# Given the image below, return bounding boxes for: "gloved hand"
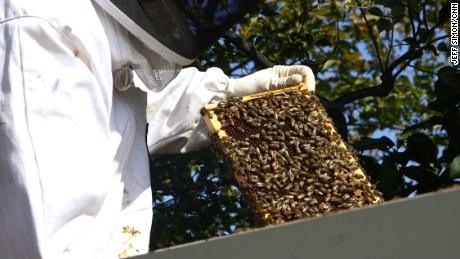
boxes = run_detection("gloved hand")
[225,65,315,97]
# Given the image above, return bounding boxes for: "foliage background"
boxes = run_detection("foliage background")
[149,0,459,250]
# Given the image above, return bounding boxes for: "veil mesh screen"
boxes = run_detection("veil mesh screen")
[110,0,258,60]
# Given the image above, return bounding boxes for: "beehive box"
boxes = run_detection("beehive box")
[201,84,383,226]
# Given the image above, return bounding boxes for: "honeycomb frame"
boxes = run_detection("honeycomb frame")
[201,84,383,226]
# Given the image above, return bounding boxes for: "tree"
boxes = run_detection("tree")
[149,0,458,250]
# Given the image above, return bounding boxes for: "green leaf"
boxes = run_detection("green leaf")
[325,108,348,142]
[406,133,438,165]
[409,8,421,23]
[445,117,460,153]
[411,49,423,60]
[437,42,448,52]
[405,133,433,152]
[391,5,406,18]
[438,4,449,26]
[378,156,402,194]
[432,72,460,111]
[419,29,435,43]
[449,155,460,178]
[322,59,338,71]
[402,116,444,133]
[423,44,437,56]
[315,36,330,46]
[368,7,383,17]
[352,136,395,151]
[374,0,394,8]
[392,150,411,166]
[401,166,439,184]
[377,18,393,33]
[438,66,460,90]
[253,36,263,46]
[261,9,279,17]
[357,155,380,183]
[304,33,315,45]
[433,76,455,101]
[407,0,419,9]
[428,98,445,113]
[403,37,415,45]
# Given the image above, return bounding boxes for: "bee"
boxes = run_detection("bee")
[269,143,280,149]
[249,133,260,140]
[249,109,258,117]
[314,189,324,196]
[299,181,305,188]
[249,176,259,183]
[258,128,267,136]
[263,135,273,142]
[240,141,250,147]
[373,189,382,197]
[261,164,270,171]
[308,199,318,206]
[341,203,353,209]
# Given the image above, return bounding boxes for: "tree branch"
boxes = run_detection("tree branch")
[223,31,275,68]
[385,25,395,69]
[394,59,413,78]
[429,34,449,44]
[332,77,395,108]
[330,46,416,108]
[356,0,385,73]
[386,46,416,72]
[407,64,437,76]
[407,4,417,40]
[421,2,429,30]
[320,18,341,72]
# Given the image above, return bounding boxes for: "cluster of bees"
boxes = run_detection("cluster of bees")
[206,89,383,226]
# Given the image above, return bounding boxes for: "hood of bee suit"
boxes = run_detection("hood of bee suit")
[94,0,259,91]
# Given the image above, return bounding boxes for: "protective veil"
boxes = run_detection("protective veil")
[93,0,259,92]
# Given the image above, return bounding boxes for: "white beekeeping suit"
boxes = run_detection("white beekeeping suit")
[0,0,315,258]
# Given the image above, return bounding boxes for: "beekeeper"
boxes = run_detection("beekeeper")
[0,0,315,258]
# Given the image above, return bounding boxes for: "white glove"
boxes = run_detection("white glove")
[226,65,315,97]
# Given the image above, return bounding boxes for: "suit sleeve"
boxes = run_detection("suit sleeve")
[146,67,229,154]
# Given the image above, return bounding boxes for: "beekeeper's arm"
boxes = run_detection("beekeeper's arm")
[147,65,315,154]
